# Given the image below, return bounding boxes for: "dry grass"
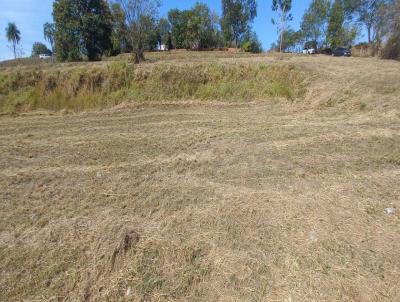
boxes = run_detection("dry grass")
[0,59,305,113]
[0,52,400,301]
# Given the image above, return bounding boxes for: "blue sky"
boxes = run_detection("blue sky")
[0,0,367,61]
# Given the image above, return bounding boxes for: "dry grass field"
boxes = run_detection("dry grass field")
[1,53,400,301]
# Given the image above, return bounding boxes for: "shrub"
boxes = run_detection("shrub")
[352,43,375,57]
[241,31,263,54]
[381,34,400,60]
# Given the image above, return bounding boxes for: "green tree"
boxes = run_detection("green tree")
[327,0,345,49]
[116,0,160,63]
[300,0,330,50]
[31,42,52,57]
[168,9,190,49]
[272,0,293,53]
[241,30,263,53]
[168,3,221,50]
[53,0,112,61]
[110,2,131,55]
[53,0,80,61]
[279,28,303,52]
[80,1,112,60]
[327,0,357,49]
[188,3,221,50]
[5,22,21,59]
[43,22,56,52]
[221,0,257,47]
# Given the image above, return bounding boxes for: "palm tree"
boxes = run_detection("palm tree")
[6,22,21,59]
[43,22,56,52]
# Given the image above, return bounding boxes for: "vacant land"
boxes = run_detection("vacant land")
[0,53,400,301]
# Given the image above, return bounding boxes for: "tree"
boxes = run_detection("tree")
[279,28,303,52]
[116,0,160,63]
[110,2,131,55]
[379,0,400,59]
[80,0,113,60]
[327,0,357,49]
[53,0,113,61]
[221,0,257,47]
[5,22,21,59]
[168,3,221,50]
[186,3,221,50]
[355,0,385,43]
[53,0,81,61]
[43,22,56,52]
[300,0,330,50]
[168,9,190,49]
[272,0,293,53]
[327,0,344,49]
[241,30,263,53]
[31,42,52,57]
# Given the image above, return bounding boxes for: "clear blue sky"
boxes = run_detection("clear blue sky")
[0,0,367,61]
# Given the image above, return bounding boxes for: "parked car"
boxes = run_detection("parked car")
[302,48,316,55]
[39,54,52,59]
[332,48,351,57]
[308,48,316,55]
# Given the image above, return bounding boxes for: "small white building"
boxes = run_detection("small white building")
[157,44,168,51]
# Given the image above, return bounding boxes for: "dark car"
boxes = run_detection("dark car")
[332,47,351,57]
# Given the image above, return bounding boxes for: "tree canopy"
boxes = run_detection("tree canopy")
[43,23,56,52]
[327,0,357,49]
[28,0,399,62]
[116,0,160,62]
[300,0,330,50]
[31,42,52,57]
[168,3,221,50]
[221,0,257,47]
[53,0,112,61]
[272,0,293,52]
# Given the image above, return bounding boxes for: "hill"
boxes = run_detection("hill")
[0,51,400,301]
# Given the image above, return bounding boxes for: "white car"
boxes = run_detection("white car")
[308,48,316,54]
[39,54,52,59]
[303,48,316,55]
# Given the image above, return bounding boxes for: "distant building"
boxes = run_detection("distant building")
[157,44,168,51]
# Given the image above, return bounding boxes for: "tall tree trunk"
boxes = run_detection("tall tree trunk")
[367,25,371,44]
[134,48,145,64]
[13,42,17,59]
[279,11,285,53]
[234,33,238,48]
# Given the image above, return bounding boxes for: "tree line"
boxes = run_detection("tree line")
[5,0,400,61]
[5,0,260,62]
[274,0,400,59]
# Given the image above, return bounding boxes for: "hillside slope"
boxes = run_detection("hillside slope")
[0,53,400,301]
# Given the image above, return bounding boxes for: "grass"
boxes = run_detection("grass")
[0,61,305,113]
[0,51,400,301]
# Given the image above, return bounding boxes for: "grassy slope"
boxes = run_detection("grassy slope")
[0,52,400,301]
[0,52,306,113]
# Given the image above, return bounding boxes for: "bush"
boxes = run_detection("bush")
[241,31,263,54]
[381,34,400,60]
[351,43,375,57]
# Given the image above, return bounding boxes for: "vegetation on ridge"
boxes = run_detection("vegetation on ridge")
[0,60,305,113]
